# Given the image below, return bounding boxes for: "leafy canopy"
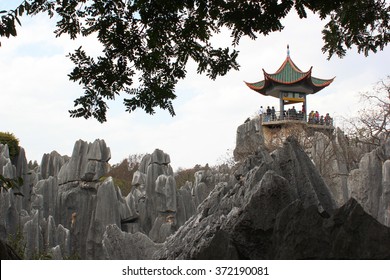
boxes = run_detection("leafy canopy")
[0,131,20,158]
[1,0,389,122]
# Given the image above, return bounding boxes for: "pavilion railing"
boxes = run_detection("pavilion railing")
[260,111,334,127]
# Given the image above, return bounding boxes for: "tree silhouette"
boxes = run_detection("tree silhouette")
[1,0,389,122]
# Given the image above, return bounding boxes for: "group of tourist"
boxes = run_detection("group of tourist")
[284,106,305,120]
[258,106,276,121]
[258,105,305,121]
[258,105,333,126]
[308,110,333,126]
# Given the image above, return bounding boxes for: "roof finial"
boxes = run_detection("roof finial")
[287,44,290,57]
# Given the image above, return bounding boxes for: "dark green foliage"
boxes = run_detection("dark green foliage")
[0,1,389,122]
[0,131,20,158]
[7,229,25,259]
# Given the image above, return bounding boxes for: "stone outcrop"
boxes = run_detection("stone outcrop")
[39,151,68,180]
[0,144,33,239]
[347,138,390,226]
[271,198,390,259]
[2,118,390,260]
[86,177,130,259]
[156,137,337,259]
[155,137,390,259]
[58,139,110,185]
[233,118,264,161]
[103,225,163,260]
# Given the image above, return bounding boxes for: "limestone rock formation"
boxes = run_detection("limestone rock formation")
[156,137,338,259]
[155,137,390,259]
[58,139,110,185]
[103,224,163,260]
[233,118,264,161]
[86,177,130,259]
[2,118,390,260]
[348,138,390,226]
[271,198,390,259]
[39,151,68,180]
[0,144,33,239]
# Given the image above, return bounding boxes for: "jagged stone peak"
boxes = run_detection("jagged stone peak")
[39,150,69,180]
[150,149,170,165]
[71,139,111,162]
[57,139,111,185]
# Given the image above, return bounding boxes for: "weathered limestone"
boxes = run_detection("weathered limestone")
[155,136,390,260]
[49,245,63,260]
[1,144,16,179]
[193,169,217,207]
[23,211,43,259]
[233,118,264,161]
[272,137,337,215]
[0,144,31,239]
[55,182,96,259]
[348,139,390,226]
[176,182,196,227]
[144,149,174,235]
[39,151,68,180]
[86,177,131,259]
[56,224,71,258]
[103,224,163,260]
[0,144,11,176]
[34,176,58,220]
[156,136,334,259]
[46,215,57,250]
[3,119,390,260]
[58,139,111,185]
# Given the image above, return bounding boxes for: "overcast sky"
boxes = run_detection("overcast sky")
[1,2,389,170]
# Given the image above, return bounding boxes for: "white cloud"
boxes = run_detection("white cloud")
[0,9,389,169]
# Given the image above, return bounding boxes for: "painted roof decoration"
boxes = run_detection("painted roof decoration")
[245,45,334,98]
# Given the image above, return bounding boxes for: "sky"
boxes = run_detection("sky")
[0,2,389,170]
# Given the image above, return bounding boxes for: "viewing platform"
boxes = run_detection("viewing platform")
[260,111,334,131]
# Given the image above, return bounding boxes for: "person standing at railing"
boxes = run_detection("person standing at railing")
[271,106,276,121]
[308,110,314,123]
[325,113,331,125]
[291,106,297,119]
[258,106,264,116]
[266,106,271,121]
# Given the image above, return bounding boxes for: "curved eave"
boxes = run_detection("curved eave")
[244,81,267,95]
[308,76,335,93]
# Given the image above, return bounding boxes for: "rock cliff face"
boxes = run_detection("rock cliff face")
[347,139,390,226]
[305,128,390,227]
[0,143,34,240]
[154,136,390,260]
[0,140,220,259]
[1,118,390,260]
[233,118,264,161]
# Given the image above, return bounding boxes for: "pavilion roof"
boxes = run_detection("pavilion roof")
[245,49,334,96]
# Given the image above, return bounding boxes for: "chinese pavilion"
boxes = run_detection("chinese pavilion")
[245,45,334,124]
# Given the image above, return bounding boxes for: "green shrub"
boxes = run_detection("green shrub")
[0,132,20,158]
[7,229,25,259]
